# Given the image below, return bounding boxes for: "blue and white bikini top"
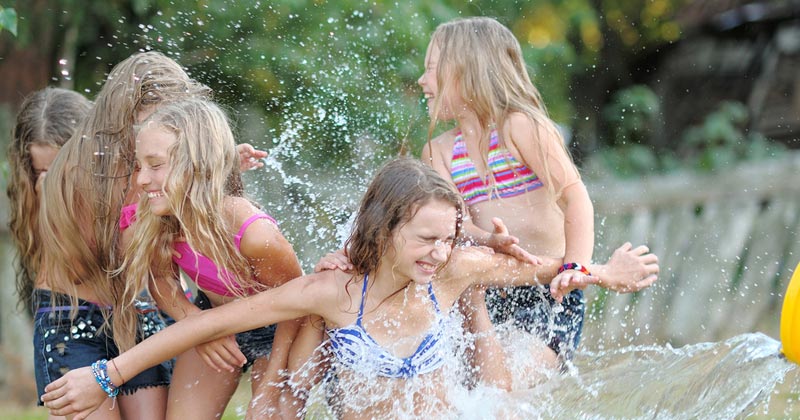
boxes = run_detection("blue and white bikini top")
[327,273,448,378]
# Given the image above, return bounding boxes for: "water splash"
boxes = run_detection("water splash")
[297,332,794,419]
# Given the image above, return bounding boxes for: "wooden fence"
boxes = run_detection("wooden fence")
[582,151,800,349]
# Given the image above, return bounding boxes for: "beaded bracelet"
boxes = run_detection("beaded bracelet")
[91,359,120,399]
[558,262,591,276]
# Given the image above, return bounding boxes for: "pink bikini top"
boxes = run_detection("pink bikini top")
[120,204,276,297]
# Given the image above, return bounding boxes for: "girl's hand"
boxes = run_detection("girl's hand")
[313,249,353,272]
[550,271,599,302]
[196,335,247,372]
[236,143,268,171]
[596,242,659,293]
[40,366,104,419]
[486,217,542,266]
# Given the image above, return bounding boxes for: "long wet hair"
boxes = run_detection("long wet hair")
[38,51,211,351]
[118,99,259,343]
[426,17,578,197]
[7,88,91,314]
[345,158,464,284]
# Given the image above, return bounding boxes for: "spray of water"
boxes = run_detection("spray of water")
[58,3,800,418]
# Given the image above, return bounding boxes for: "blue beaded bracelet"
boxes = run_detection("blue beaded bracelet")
[91,359,119,398]
[558,262,591,276]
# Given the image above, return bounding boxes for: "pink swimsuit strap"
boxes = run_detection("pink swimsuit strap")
[234,213,276,248]
[119,203,138,231]
[174,212,277,297]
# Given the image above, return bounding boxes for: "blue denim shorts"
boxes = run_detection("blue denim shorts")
[32,289,172,404]
[194,290,275,370]
[486,285,585,359]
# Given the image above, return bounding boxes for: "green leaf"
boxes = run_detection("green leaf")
[0,7,17,37]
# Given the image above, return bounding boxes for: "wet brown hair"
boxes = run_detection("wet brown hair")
[345,157,464,279]
[7,87,91,313]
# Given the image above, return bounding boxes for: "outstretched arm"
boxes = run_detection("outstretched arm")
[40,275,323,419]
[447,246,584,291]
[449,242,659,303]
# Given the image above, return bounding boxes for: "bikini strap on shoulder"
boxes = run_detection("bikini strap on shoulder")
[356,273,369,326]
[427,283,440,313]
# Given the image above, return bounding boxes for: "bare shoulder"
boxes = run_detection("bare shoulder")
[227,197,286,251]
[225,196,263,225]
[293,270,339,297]
[505,111,533,128]
[503,112,560,146]
[421,128,458,159]
[294,270,354,320]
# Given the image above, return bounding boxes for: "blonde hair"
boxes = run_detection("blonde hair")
[7,88,91,313]
[119,99,260,340]
[38,51,211,351]
[426,17,578,196]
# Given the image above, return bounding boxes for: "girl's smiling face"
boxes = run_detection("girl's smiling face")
[418,41,467,122]
[135,124,177,217]
[384,198,457,285]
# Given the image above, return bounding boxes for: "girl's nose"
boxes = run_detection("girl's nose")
[136,170,149,187]
[431,240,449,262]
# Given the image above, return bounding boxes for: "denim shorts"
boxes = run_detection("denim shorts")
[486,285,585,360]
[32,289,172,403]
[194,290,275,370]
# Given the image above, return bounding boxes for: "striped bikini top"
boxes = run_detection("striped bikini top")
[451,129,543,205]
[327,274,448,378]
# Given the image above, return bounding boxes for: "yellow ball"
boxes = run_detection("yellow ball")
[780,261,800,364]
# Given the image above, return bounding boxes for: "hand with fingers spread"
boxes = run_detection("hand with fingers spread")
[485,217,542,266]
[313,249,353,273]
[236,143,268,171]
[595,242,660,293]
[41,365,107,419]
[196,335,247,372]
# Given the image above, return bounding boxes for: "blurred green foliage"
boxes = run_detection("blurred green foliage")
[681,101,785,172]
[6,0,689,158]
[589,95,785,178]
[603,85,661,147]
[0,6,15,36]
[9,0,779,265]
